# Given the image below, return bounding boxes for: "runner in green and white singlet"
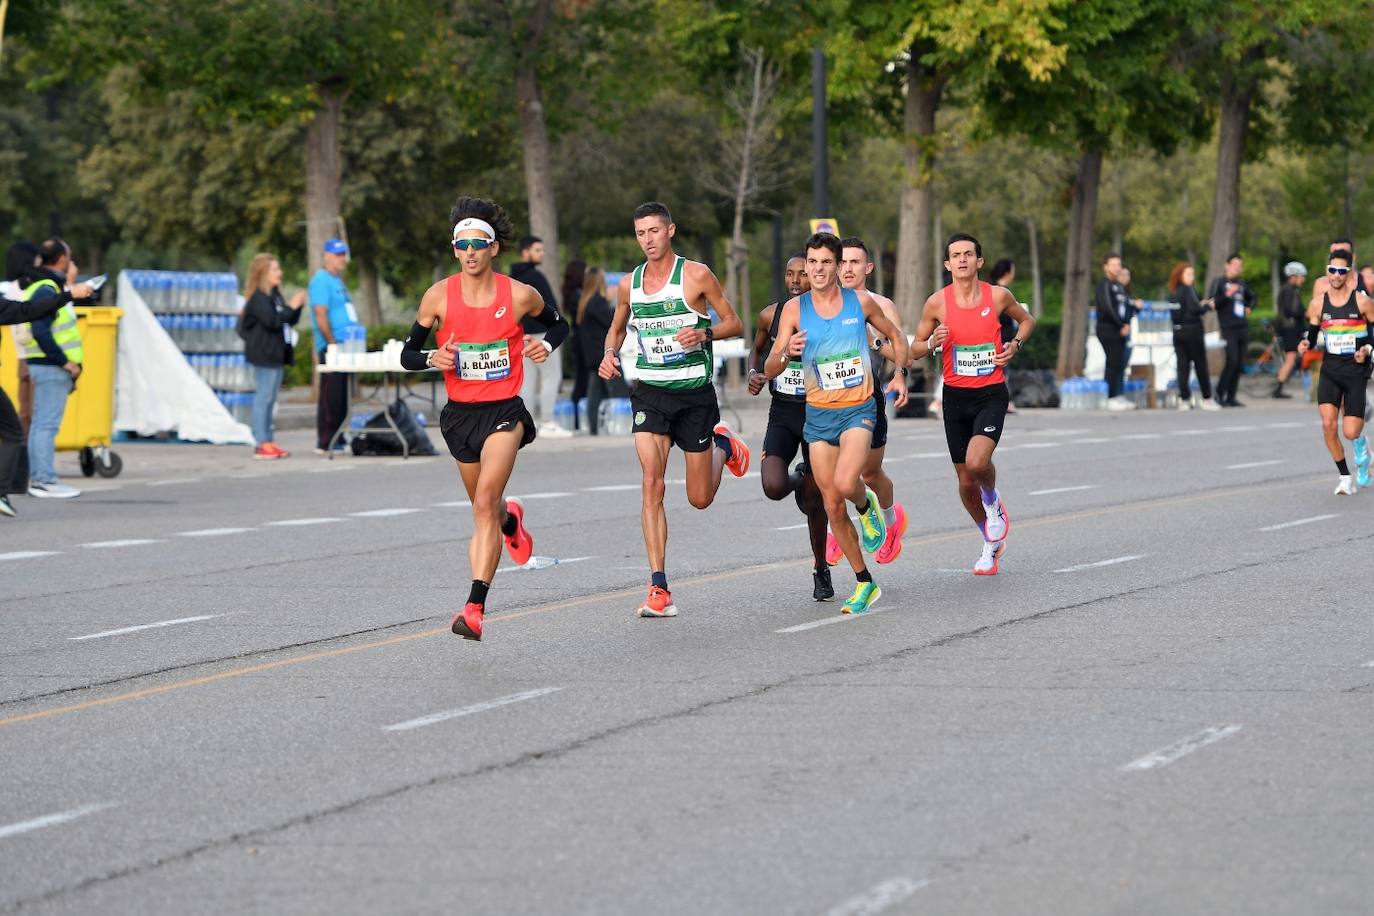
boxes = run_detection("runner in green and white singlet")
[600,201,750,620]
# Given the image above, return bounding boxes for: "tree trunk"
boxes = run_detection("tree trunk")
[513,0,560,304]
[1204,73,1258,286]
[355,255,381,326]
[698,233,716,271]
[872,237,885,297]
[1057,148,1103,380]
[931,185,943,292]
[1025,216,1042,317]
[1111,164,1124,256]
[895,46,944,330]
[304,90,343,277]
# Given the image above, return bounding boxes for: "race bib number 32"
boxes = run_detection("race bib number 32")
[816,349,865,390]
[458,340,512,381]
[953,343,996,377]
[774,360,805,395]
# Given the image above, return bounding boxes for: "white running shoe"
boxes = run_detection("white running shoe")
[539,423,574,439]
[1335,475,1357,496]
[1199,398,1222,411]
[982,498,1008,542]
[1107,396,1137,411]
[28,481,81,499]
[974,540,1005,576]
[1176,399,1192,411]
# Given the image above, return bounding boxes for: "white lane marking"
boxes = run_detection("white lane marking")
[266,517,343,527]
[1218,425,1258,432]
[1119,433,1161,440]
[775,522,810,531]
[80,539,161,549]
[1258,514,1338,532]
[0,802,118,840]
[1054,554,1146,574]
[513,491,573,500]
[1266,421,1303,429]
[1071,437,1112,444]
[307,465,355,473]
[1031,428,1089,436]
[1029,485,1099,496]
[778,609,889,633]
[1362,660,1374,667]
[178,527,255,538]
[1226,459,1285,470]
[348,508,423,517]
[0,551,61,562]
[824,877,931,916]
[433,500,471,508]
[383,687,565,732]
[145,477,199,487]
[1170,429,1208,436]
[496,556,596,574]
[583,484,640,492]
[908,451,946,459]
[1017,442,1061,449]
[69,614,222,641]
[1120,725,1243,772]
[383,458,434,466]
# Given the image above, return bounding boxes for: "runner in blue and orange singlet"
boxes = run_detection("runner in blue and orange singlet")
[911,233,1035,576]
[401,197,570,641]
[765,233,908,616]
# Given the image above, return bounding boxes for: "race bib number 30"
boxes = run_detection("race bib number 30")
[816,350,865,390]
[458,340,512,381]
[774,360,805,395]
[953,342,996,377]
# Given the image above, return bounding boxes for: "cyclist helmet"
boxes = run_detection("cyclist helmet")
[1283,261,1307,277]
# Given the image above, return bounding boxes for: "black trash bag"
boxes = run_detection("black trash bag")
[1008,369,1060,408]
[350,399,438,456]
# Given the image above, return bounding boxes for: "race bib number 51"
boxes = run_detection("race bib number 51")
[458,340,512,381]
[953,343,996,377]
[817,350,865,390]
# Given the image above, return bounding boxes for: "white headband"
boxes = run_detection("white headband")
[453,218,496,241]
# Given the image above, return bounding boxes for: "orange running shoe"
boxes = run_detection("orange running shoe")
[875,504,908,565]
[637,585,677,618]
[503,497,533,566]
[824,529,842,566]
[451,602,484,640]
[713,423,750,477]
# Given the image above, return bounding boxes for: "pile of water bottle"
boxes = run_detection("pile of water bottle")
[553,397,635,434]
[187,354,254,391]
[1133,305,1175,338]
[157,313,243,352]
[1059,377,1110,409]
[125,270,240,312]
[217,392,254,425]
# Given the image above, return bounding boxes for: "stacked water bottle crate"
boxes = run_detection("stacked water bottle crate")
[126,270,254,425]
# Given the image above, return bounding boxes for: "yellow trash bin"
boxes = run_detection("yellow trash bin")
[0,306,125,478]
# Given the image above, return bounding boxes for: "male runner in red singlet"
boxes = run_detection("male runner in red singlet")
[401,197,569,640]
[911,233,1035,575]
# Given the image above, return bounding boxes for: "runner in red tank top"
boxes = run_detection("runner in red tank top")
[910,233,1035,576]
[400,197,569,640]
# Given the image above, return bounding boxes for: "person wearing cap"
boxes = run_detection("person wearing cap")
[1273,260,1308,399]
[509,236,572,438]
[309,238,361,453]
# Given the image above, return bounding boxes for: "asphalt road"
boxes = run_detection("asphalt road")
[1,397,1371,915]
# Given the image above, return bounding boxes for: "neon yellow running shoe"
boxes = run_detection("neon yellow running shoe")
[842,580,881,614]
[858,487,886,552]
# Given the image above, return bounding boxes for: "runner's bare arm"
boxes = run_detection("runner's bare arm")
[994,290,1035,367]
[763,300,801,380]
[748,303,777,395]
[909,292,946,360]
[599,275,634,379]
[510,281,566,363]
[679,262,742,346]
[858,292,909,373]
[867,295,909,367]
[402,281,450,371]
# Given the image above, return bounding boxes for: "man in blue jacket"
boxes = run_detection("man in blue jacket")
[309,239,361,453]
[23,239,85,499]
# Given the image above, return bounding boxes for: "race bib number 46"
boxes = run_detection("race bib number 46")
[816,349,865,390]
[458,340,512,381]
[953,343,996,377]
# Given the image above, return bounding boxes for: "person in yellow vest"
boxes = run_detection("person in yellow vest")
[22,239,85,499]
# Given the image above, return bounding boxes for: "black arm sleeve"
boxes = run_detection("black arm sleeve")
[0,289,68,326]
[528,304,569,351]
[400,321,434,371]
[1306,323,1321,347]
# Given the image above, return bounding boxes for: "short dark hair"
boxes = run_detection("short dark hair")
[448,197,516,247]
[1226,252,1242,263]
[519,235,542,252]
[1330,248,1354,267]
[988,259,1014,284]
[5,241,38,281]
[839,236,871,261]
[1103,251,1121,263]
[38,239,69,266]
[804,233,842,261]
[1332,237,1353,248]
[632,201,672,224]
[1359,263,1372,273]
[945,233,982,260]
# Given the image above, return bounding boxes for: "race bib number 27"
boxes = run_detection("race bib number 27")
[816,350,865,390]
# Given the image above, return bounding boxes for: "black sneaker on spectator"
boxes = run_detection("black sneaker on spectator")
[0,495,15,517]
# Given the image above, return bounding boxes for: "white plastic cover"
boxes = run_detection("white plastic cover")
[114,272,253,444]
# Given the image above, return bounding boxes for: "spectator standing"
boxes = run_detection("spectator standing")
[577,267,619,434]
[242,253,306,459]
[22,239,85,499]
[562,259,587,427]
[1273,261,1308,399]
[1095,252,1142,410]
[989,259,1019,414]
[509,236,571,437]
[308,238,360,453]
[1167,262,1220,412]
[1207,253,1257,407]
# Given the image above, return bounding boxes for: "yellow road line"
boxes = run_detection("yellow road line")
[0,475,1323,730]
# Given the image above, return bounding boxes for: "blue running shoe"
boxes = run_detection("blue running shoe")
[857,487,886,553]
[1356,439,1371,488]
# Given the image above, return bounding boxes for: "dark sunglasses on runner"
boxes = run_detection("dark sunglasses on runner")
[1327,265,1350,275]
[452,238,494,252]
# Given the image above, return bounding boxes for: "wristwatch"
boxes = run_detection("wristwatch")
[703,327,715,341]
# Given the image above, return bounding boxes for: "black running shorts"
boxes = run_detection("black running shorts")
[630,382,720,452]
[440,396,536,463]
[763,397,807,466]
[871,389,889,450]
[1317,365,1368,417]
[942,384,1010,464]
